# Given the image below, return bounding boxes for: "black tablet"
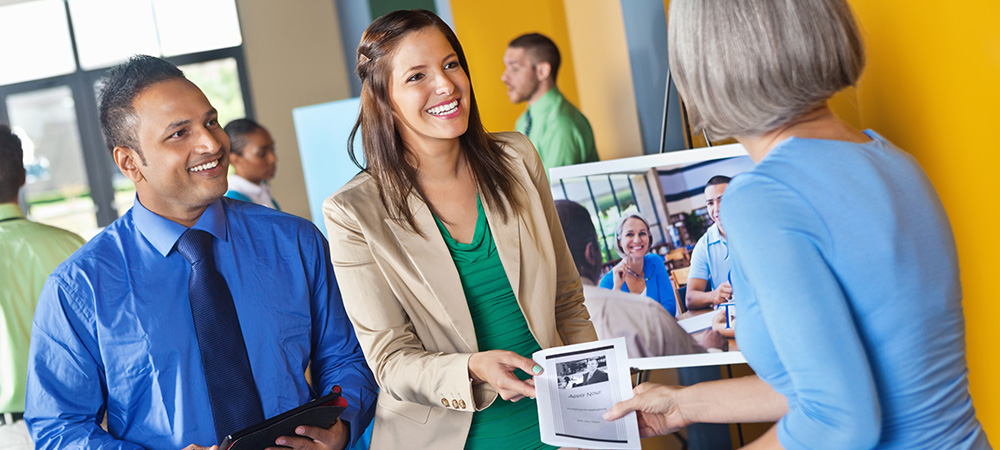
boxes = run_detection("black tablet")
[220,385,349,450]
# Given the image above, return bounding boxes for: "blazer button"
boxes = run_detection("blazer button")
[452,399,460,409]
[441,398,450,407]
[459,399,467,409]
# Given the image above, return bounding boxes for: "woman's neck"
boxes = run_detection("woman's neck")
[736,104,871,163]
[408,138,467,186]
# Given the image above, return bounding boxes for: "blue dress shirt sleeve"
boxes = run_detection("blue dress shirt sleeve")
[306,230,377,448]
[723,174,881,450]
[26,276,143,450]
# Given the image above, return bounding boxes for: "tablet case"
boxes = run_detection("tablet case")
[220,385,349,450]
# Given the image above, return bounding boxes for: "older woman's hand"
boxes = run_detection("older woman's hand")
[611,256,631,291]
[468,350,542,401]
[603,383,690,437]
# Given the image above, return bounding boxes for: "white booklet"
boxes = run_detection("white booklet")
[532,337,641,449]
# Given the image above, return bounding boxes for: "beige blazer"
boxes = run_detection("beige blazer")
[323,132,597,450]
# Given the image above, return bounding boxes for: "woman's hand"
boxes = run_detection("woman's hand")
[603,383,690,438]
[612,256,631,291]
[468,350,542,401]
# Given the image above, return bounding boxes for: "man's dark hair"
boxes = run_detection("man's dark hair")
[706,175,731,187]
[0,124,26,203]
[555,199,601,282]
[224,118,265,156]
[98,55,185,163]
[508,33,562,81]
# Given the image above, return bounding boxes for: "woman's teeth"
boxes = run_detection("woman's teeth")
[427,100,458,116]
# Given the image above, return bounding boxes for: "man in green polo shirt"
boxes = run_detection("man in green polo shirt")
[502,33,599,173]
[0,125,84,449]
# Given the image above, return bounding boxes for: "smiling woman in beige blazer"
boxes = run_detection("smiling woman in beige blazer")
[323,9,597,450]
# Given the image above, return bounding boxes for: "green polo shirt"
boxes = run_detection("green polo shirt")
[0,202,84,413]
[515,87,599,173]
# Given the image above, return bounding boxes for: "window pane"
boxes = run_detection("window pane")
[6,86,97,237]
[0,0,76,85]
[178,58,246,125]
[153,0,242,57]
[68,0,161,70]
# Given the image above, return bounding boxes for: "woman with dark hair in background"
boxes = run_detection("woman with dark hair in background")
[605,0,989,449]
[224,118,279,209]
[323,9,596,450]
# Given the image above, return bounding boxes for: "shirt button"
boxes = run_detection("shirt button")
[441,398,449,407]
[451,399,459,409]
[459,399,467,409]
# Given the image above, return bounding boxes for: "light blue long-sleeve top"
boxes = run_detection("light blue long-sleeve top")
[26,197,377,449]
[724,130,989,449]
[599,253,677,316]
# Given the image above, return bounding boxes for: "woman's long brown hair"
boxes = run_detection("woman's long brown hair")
[348,9,521,234]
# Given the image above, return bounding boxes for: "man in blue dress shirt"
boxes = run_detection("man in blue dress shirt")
[24,55,376,450]
[685,175,734,311]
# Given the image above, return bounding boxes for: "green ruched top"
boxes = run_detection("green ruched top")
[433,197,556,450]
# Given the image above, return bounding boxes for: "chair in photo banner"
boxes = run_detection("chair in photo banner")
[670,266,691,317]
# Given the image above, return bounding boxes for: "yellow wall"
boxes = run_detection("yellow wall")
[835,0,1000,438]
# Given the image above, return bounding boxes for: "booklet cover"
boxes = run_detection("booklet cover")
[220,385,348,450]
[532,337,641,449]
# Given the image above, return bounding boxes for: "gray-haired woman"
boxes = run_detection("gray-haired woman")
[605,0,989,449]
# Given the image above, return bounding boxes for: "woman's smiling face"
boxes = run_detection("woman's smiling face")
[618,217,650,259]
[388,27,471,151]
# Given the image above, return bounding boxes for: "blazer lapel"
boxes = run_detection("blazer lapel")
[482,187,522,312]
[384,193,478,352]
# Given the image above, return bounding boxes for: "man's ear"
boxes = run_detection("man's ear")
[535,62,551,82]
[584,240,602,268]
[113,146,144,183]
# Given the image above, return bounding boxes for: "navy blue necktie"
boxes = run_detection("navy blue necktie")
[176,229,265,442]
[524,109,533,136]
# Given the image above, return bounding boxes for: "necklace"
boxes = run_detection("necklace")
[624,264,650,281]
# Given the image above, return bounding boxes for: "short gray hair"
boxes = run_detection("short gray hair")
[668,0,865,139]
[614,212,650,258]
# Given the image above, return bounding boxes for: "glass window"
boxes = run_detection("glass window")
[0,0,76,85]
[179,58,247,125]
[6,86,97,237]
[68,0,160,70]
[152,0,242,57]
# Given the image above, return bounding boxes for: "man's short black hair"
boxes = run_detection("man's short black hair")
[508,33,562,82]
[0,124,26,204]
[555,199,600,281]
[98,55,185,163]
[706,175,731,188]
[224,118,265,156]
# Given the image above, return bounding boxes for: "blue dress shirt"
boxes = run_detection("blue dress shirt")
[725,131,988,449]
[599,253,677,316]
[688,222,730,291]
[26,198,376,450]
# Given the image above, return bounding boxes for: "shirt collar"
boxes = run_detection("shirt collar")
[133,196,228,257]
[580,277,596,287]
[0,202,24,221]
[228,174,266,197]
[705,222,725,245]
[526,86,562,117]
